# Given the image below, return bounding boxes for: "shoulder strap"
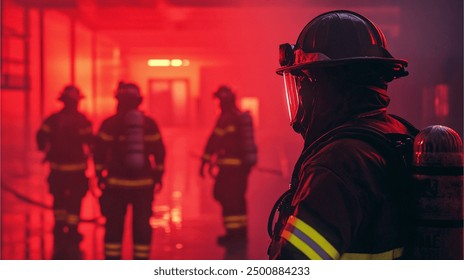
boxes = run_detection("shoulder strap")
[291,115,418,190]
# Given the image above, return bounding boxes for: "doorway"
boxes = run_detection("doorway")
[147,79,190,126]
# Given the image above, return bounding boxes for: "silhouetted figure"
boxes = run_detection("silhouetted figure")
[36,85,93,259]
[94,82,166,260]
[200,85,257,259]
[268,10,419,259]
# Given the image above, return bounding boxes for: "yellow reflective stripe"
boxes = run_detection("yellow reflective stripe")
[224,125,236,133]
[281,229,323,260]
[105,251,121,257]
[54,210,67,221]
[104,243,122,257]
[134,244,150,251]
[214,125,236,136]
[286,215,340,259]
[224,215,247,222]
[224,215,248,229]
[40,124,51,133]
[134,244,150,258]
[340,248,404,260]
[134,251,150,258]
[66,214,80,225]
[202,154,212,161]
[217,158,241,165]
[78,127,92,135]
[50,162,87,171]
[214,128,226,136]
[98,131,114,141]
[107,177,154,187]
[225,221,247,229]
[144,133,161,142]
[105,243,121,250]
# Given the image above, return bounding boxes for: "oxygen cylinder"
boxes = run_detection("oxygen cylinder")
[123,110,145,171]
[239,111,258,167]
[412,125,463,259]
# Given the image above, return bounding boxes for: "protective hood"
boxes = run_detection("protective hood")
[302,84,390,146]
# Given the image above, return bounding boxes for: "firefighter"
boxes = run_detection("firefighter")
[94,82,166,260]
[268,10,419,259]
[200,85,257,259]
[36,85,93,259]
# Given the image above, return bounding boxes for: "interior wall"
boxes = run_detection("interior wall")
[43,10,72,116]
[75,21,93,115]
[389,0,463,135]
[1,0,121,158]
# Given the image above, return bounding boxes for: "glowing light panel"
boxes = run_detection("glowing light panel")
[147,59,190,67]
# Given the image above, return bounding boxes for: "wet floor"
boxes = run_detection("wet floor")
[1,127,299,260]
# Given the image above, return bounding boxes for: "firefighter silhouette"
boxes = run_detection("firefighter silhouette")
[94,82,166,260]
[200,85,257,259]
[36,85,93,259]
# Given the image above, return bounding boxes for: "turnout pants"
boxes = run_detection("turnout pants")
[214,166,251,259]
[100,187,154,260]
[48,170,88,259]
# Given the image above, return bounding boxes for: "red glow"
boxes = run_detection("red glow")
[240,97,260,127]
[434,84,449,117]
[2,0,462,262]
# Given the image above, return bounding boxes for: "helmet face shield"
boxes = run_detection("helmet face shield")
[282,71,301,125]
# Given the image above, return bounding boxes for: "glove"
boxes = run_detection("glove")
[96,171,106,190]
[152,169,163,185]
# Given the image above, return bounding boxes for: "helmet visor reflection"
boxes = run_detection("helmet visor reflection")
[283,71,300,125]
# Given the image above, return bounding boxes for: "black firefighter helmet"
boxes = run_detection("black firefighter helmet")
[277,10,409,128]
[213,85,236,110]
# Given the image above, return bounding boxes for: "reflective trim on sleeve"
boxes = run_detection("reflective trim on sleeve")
[214,125,236,136]
[340,248,404,260]
[107,177,154,187]
[50,162,87,172]
[40,124,51,133]
[214,128,226,136]
[54,210,67,221]
[154,165,164,171]
[217,158,241,166]
[144,133,161,142]
[98,131,114,141]
[66,214,80,225]
[225,125,236,133]
[202,154,212,161]
[95,164,104,172]
[281,215,340,260]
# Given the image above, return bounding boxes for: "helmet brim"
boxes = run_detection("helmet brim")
[58,95,85,101]
[276,57,408,76]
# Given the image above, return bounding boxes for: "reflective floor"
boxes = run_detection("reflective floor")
[1,127,299,260]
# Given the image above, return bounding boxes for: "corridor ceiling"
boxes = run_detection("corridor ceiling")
[14,0,403,57]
